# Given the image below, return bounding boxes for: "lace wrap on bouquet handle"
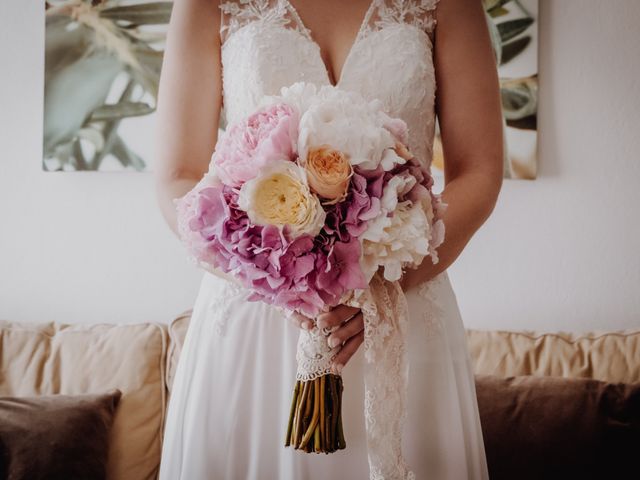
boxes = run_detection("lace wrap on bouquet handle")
[294,272,415,480]
[295,321,341,382]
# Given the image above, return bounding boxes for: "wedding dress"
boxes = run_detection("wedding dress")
[159,0,489,478]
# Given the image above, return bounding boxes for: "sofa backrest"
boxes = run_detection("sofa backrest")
[0,319,168,480]
[166,313,640,392]
[467,328,640,383]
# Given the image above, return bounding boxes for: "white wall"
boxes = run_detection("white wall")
[1,1,638,331]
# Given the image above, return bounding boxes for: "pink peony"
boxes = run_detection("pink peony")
[211,103,299,187]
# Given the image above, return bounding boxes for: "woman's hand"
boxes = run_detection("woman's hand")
[288,305,363,375]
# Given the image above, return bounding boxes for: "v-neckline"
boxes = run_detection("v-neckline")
[283,0,377,87]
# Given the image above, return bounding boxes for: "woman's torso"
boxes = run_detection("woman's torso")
[218,0,440,169]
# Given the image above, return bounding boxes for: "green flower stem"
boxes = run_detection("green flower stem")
[336,377,346,449]
[300,377,321,447]
[285,381,300,447]
[284,373,346,453]
[319,375,326,450]
[329,374,340,448]
[294,380,310,448]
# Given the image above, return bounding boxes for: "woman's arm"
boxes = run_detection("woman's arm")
[153,0,240,285]
[316,0,505,372]
[400,0,504,292]
[154,0,220,234]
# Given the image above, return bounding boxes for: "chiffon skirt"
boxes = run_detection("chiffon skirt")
[158,270,489,479]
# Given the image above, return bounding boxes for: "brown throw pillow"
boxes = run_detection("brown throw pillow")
[475,374,640,480]
[0,389,122,480]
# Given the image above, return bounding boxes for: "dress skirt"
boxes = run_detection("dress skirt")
[159,269,489,479]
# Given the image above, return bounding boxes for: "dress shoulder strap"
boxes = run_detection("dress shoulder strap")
[364,0,441,43]
[218,0,302,46]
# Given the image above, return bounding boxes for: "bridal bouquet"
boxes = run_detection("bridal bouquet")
[175,82,446,459]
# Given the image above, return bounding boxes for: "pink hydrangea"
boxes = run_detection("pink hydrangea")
[177,180,366,317]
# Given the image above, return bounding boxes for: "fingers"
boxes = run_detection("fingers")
[316,304,360,329]
[286,310,314,331]
[327,312,364,348]
[330,329,365,374]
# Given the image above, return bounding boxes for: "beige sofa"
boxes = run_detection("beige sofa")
[1,312,638,479]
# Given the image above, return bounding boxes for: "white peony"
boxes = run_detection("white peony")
[359,174,432,283]
[260,81,321,117]
[360,201,432,283]
[298,94,398,171]
[261,82,406,172]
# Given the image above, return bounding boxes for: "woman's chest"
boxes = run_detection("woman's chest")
[220,21,436,129]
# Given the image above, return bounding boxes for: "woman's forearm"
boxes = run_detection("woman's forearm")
[400,167,502,292]
[155,174,200,237]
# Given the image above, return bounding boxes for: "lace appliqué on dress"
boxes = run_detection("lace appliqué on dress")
[219,0,308,45]
[364,0,440,43]
[416,272,446,338]
[207,280,247,337]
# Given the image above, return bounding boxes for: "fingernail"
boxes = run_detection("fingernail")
[302,321,311,330]
[328,336,340,348]
[334,363,343,375]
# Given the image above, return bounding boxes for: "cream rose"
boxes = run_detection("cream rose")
[303,145,353,204]
[238,160,326,238]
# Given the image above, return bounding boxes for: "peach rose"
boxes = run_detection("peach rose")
[394,141,414,161]
[304,145,353,204]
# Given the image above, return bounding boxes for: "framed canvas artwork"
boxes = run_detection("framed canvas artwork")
[43,0,172,172]
[43,0,538,178]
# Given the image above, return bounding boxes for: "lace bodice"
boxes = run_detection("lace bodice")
[218,0,440,171]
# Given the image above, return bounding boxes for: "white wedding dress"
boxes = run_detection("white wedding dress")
[159,0,489,479]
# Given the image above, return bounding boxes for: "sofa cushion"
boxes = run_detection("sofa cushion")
[0,389,122,480]
[0,320,168,480]
[467,329,640,383]
[475,374,640,480]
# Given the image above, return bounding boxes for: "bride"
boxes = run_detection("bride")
[154,0,503,478]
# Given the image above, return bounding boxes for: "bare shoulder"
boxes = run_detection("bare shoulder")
[432,0,497,84]
[166,0,221,46]
[434,0,492,46]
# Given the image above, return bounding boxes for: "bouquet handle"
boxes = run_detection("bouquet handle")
[285,273,416,479]
[285,320,345,453]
